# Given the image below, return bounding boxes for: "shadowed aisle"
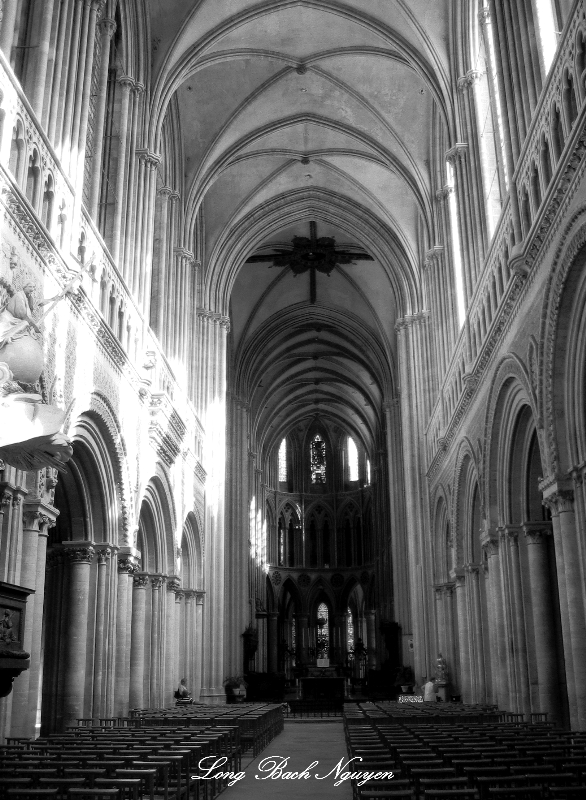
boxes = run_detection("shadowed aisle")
[217,722,353,799]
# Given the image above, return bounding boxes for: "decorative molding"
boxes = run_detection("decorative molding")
[148,392,186,467]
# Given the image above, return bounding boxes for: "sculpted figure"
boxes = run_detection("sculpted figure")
[0,282,41,349]
[435,652,448,681]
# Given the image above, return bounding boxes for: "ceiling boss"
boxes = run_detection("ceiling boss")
[245,221,373,304]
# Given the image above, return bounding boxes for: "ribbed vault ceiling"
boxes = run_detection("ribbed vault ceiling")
[149,0,454,458]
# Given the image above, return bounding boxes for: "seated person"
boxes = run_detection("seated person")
[175,678,192,701]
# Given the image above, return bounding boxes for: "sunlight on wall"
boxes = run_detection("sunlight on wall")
[446,160,466,328]
[535,0,558,73]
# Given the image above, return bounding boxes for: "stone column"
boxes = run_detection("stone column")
[333,613,346,666]
[114,556,137,718]
[454,570,471,701]
[165,578,179,706]
[138,153,162,313]
[74,0,102,188]
[129,572,149,710]
[88,15,117,218]
[150,187,173,337]
[466,564,485,704]
[175,590,184,691]
[523,523,561,723]
[542,485,586,729]
[194,593,204,702]
[59,0,84,162]
[28,0,57,120]
[62,544,94,730]
[365,610,377,669]
[267,612,279,674]
[504,526,530,714]
[10,507,55,737]
[483,534,509,709]
[111,77,135,266]
[296,614,309,664]
[150,576,164,708]
[92,546,112,719]
[183,591,194,692]
[0,0,19,59]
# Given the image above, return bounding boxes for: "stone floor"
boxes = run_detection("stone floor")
[219,721,353,799]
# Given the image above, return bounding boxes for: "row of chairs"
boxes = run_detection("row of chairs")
[0,704,283,800]
[343,705,586,799]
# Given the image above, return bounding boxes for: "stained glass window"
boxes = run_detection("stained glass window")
[347,607,354,651]
[310,434,326,483]
[347,436,358,481]
[278,518,284,566]
[317,602,329,659]
[278,438,287,481]
[366,458,371,485]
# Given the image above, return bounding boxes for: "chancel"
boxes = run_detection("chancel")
[1,0,586,765]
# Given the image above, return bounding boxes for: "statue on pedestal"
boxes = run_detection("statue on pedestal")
[435,653,448,682]
[0,271,79,472]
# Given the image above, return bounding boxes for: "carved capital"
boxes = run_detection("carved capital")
[136,149,161,169]
[195,591,205,605]
[117,75,135,91]
[175,590,185,603]
[457,70,481,92]
[523,522,552,545]
[98,16,116,38]
[504,525,522,544]
[482,536,499,557]
[446,143,469,164]
[543,490,574,515]
[424,245,444,269]
[118,557,138,574]
[63,546,95,564]
[436,186,453,202]
[167,576,181,593]
[96,547,112,565]
[22,505,56,533]
[478,6,491,24]
[158,185,173,199]
[151,575,165,590]
[133,572,150,589]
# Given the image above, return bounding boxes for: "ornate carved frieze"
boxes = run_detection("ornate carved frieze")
[195,460,207,484]
[148,392,186,466]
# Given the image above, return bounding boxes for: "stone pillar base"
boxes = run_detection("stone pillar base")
[436,680,449,702]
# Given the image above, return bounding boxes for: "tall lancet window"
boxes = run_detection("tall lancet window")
[317,602,329,659]
[347,607,355,651]
[310,434,326,484]
[278,438,287,481]
[347,436,359,481]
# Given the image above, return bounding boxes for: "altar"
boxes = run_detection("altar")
[300,674,345,702]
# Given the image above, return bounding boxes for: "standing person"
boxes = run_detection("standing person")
[423,676,437,701]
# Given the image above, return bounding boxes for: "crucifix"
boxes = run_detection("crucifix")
[244,221,373,304]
